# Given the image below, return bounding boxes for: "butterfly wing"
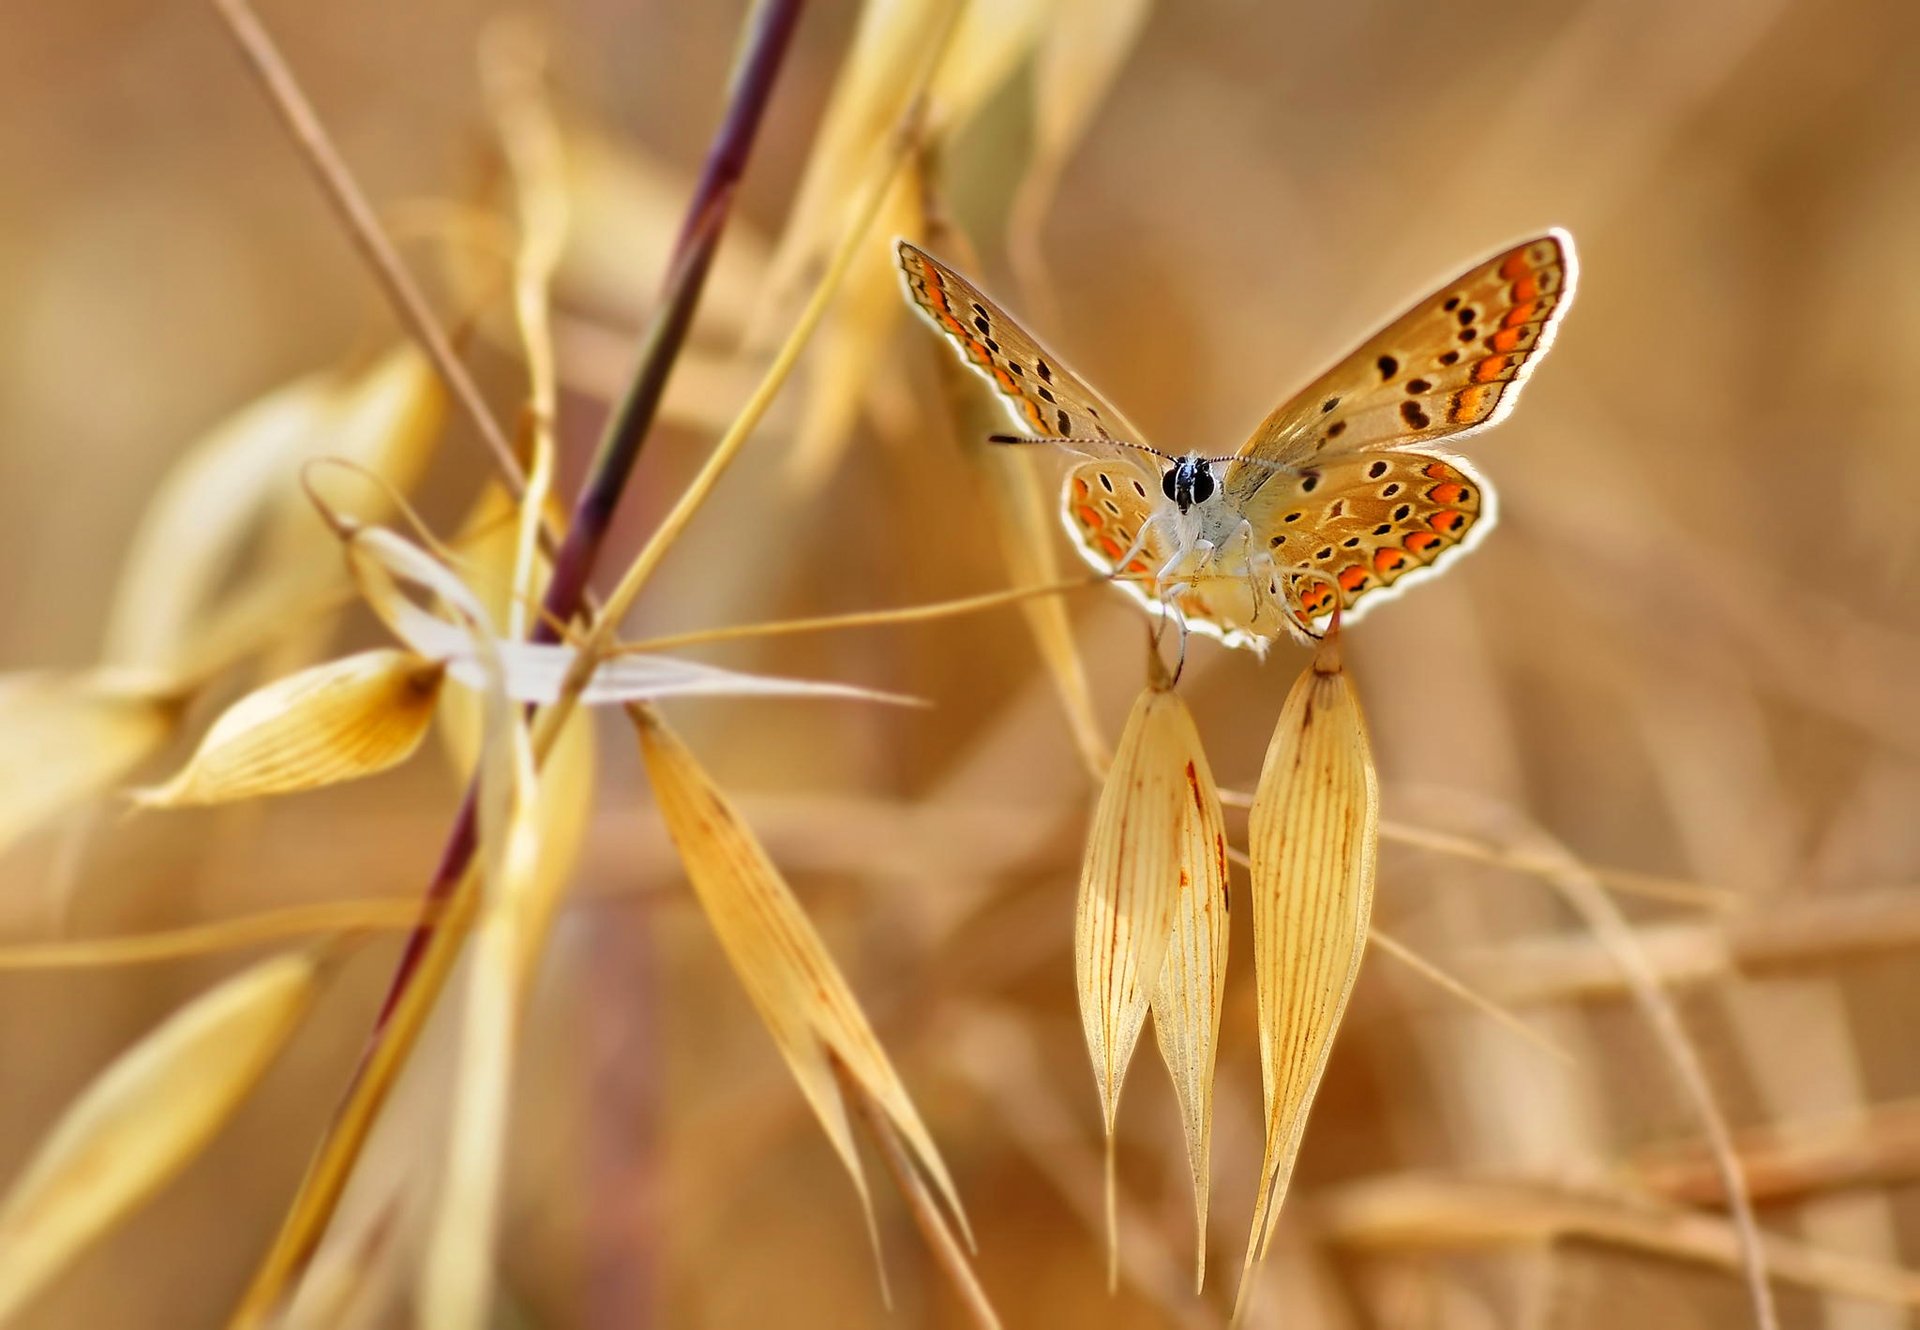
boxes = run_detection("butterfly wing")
[897,240,1151,456]
[1260,451,1493,630]
[1222,231,1576,508]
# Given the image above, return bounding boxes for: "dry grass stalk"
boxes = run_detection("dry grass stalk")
[1318,1172,1920,1310]
[1235,629,1378,1323]
[0,901,430,970]
[1629,1097,1920,1207]
[0,953,319,1323]
[207,0,526,498]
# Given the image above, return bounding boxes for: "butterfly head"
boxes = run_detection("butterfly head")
[1160,454,1217,514]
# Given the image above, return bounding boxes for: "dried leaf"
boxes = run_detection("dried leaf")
[133,649,443,808]
[0,673,180,856]
[1146,718,1229,1291]
[633,706,971,1275]
[1075,683,1211,1285]
[1234,635,1378,1322]
[104,347,442,679]
[0,953,319,1322]
[347,523,918,709]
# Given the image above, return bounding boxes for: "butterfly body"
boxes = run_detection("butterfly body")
[898,232,1574,650]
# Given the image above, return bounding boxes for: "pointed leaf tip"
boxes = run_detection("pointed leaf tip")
[133,649,444,808]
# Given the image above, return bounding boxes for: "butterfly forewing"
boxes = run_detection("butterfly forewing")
[1224,232,1575,509]
[897,241,1151,456]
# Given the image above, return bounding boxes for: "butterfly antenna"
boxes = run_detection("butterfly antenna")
[1202,453,1307,474]
[987,434,1176,464]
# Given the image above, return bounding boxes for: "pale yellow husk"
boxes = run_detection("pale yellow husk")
[133,649,444,807]
[1234,637,1379,1323]
[1145,709,1230,1291]
[633,706,972,1268]
[0,673,180,856]
[0,953,319,1323]
[1074,685,1193,1133]
[1075,683,1220,1286]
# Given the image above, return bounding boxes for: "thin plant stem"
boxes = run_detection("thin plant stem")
[207,0,528,501]
[614,578,1098,654]
[535,0,806,633]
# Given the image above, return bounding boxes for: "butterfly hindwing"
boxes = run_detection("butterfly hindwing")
[1224,231,1575,507]
[1267,451,1493,628]
[1060,460,1237,638]
[897,241,1150,456]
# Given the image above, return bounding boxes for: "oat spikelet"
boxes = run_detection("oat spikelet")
[1075,680,1210,1286]
[1146,717,1229,1291]
[632,705,974,1294]
[134,649,444,807]
[0,953,319,1323]
[1234,632,1379,1323]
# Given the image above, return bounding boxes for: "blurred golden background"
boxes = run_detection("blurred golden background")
[6,0,1920,1326]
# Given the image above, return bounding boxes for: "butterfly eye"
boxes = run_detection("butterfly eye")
[1190,467,1215,504]
[1161,468,1180,502]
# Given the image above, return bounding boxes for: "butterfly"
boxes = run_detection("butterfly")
[897,232,1577,651]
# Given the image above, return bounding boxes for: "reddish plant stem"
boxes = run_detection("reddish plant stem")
[368,0,806,1031]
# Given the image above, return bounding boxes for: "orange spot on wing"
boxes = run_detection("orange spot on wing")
[1511,273,1540,302]
[1373,548,1410,576]
[1473,354,1514,383]
[1503,300,1540,328]
[990,366,1021,392]
[1489,326,1525,353]
[1075,504,1104,530]
[1429,510,1466,535]
[1072,477,1091,499]
[1404,531,1442,555]
[1098,535,1125,558]
[1499,250,1531,281]
[1450,384,1496,421]
[1423,461,1453,479]
[1337,565,1370,592]
[1427,481,1466,506]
